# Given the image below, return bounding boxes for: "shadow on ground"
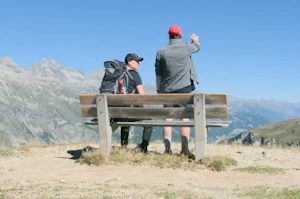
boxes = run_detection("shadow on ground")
[67,146,98,159]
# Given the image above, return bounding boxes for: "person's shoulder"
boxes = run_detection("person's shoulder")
[182,41,191,46]
[159,42,171,50]
[129,70,138,73]
[129,70,140,75]
[157,45,170,54]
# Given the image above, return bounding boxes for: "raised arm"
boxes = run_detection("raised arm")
[187,33,200,53]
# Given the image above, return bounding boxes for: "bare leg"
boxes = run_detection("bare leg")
[206,127,210,134]
[163,118,173,136]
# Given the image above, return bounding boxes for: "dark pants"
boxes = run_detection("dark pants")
[111,118,153,147]
[120,125,153,147]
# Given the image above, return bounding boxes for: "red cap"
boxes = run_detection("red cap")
[168,25,182,37]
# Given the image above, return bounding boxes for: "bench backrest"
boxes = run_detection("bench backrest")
[79,93,228,119]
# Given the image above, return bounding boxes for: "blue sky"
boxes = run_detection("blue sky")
[1,0,299,102]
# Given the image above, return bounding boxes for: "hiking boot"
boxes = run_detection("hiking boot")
[164,149,172,154]
[130,143,148,154]
[179,151,195,160]
[135,143,148,153]
[136,139,149,153]
[164,139,172,154]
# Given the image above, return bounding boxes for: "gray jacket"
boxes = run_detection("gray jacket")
[155,39,200,93]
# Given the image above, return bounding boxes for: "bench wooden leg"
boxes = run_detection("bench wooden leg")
[194,94,207,162]
[96,94,112,156]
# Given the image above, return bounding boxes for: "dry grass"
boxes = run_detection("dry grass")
[0,142,98,158]
[0,182,209,199]
[76,151,108,166]
[75,147,238,172]
[0,149,11,158]
[1,142,300,199]
[233,166,285,174]
[201,156,238,172]
[235,186,300,199]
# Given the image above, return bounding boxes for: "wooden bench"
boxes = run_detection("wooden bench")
[79,93,231,162]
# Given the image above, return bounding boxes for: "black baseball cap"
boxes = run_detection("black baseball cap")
[125,53,143,64]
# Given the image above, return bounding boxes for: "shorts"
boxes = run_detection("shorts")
[163,83,194,108]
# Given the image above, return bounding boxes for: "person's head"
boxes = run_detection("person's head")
[168,25,182,40]
[125,53,143,70]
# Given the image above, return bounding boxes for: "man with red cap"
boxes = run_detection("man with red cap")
[155,25,200,155]
[120,53,153,153]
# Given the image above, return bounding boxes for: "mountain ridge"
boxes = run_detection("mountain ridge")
[221,117,300,146]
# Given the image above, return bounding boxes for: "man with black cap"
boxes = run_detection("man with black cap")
[119,53,153,153]
[155,25,200,155]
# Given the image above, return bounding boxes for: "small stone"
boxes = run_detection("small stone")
[279,159,286,165]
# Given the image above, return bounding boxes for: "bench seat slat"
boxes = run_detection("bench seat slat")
[79,94,227,105]
[81,107,228,119]
[85,120,231,128]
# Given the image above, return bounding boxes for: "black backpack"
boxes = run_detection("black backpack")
[99,60,134,94]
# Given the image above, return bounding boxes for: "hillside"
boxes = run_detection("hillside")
[0,56,102,147]
[223,118,300,146]
[0,142,299,198]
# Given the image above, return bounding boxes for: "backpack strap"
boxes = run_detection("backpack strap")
[124,70,136,94]
[125,70,134,80]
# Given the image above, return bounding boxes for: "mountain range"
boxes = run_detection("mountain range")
[1,56,300,148]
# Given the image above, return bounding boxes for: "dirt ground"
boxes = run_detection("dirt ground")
[0,142,300,199]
